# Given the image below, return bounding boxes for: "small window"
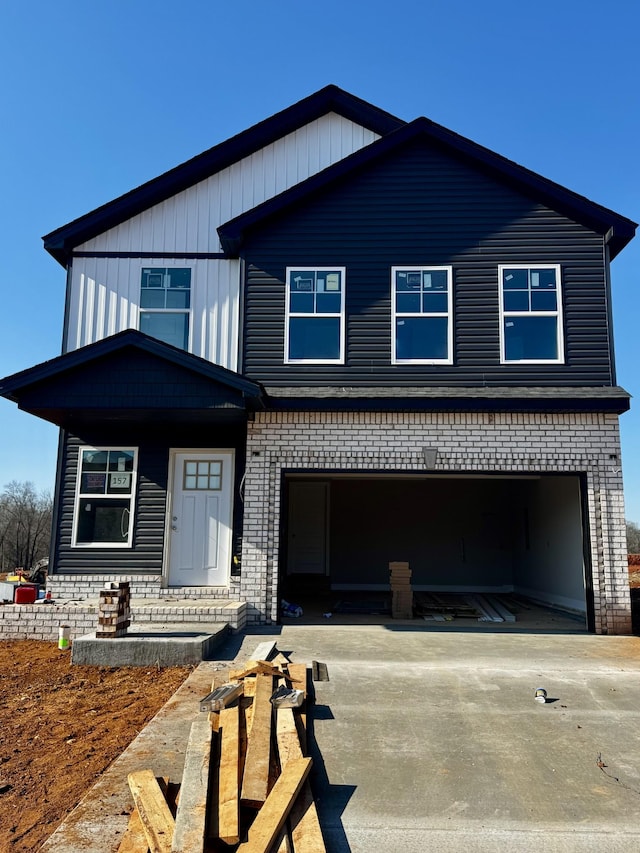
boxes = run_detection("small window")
[73,448,137,547]
[139,267,191,350]
[183,460,223,491]
[499,265,564,363]
[285,268,345,363]
[392,267,453,364]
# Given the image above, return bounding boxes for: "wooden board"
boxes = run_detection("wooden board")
[218,703,241,845]
[119,777,170,853]
[290,781,326,853]
[127,770,175,853]
[287,663,308,752]
[276,708,303,767]
[236,758,312,853]
[240,674,273,807]
[276,706,326,852]
[171,717,212,853]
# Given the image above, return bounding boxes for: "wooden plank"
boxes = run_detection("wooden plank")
[217,703,241,845]
[271,651,291,668]
[240,674,274,807]
[127,770,175,853]
[171,717,212,853]
[276,708,303,767]
[287,663,308,752]
[236,758,312,853]
[290,782,326,853]
[243,677,258,699]
[119,778,170,853]
[274,825,293,853]
[276,708,326,852]
[231,661,301,682]
[286,664,308,699]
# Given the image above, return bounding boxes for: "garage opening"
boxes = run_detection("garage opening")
[280,473,592,629]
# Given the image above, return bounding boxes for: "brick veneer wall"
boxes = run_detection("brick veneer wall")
[240,411,630,634]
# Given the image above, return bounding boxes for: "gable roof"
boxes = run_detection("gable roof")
[42,86,404,266]
[0,330,265,426]
[218,116,637,260]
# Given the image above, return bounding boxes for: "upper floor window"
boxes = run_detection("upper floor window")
[139,267,191,350]
[73,448,137,547]
[392,266,453,364]
[499,265,564,363]
[285,267,345,363]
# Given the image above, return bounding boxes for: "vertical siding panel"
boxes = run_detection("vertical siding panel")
[76,115,380,254]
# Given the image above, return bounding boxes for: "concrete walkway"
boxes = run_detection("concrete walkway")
[42,625,640,852]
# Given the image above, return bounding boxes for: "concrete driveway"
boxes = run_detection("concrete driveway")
[43,624,640,852]
[280,624,640,852]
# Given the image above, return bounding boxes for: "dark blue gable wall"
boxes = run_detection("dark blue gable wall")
[241,139,611,387]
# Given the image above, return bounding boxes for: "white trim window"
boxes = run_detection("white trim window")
[392,266,453,364]
[285,267,345,363]
[73,448,138,547]
[499,264,564,363]
[139,267,191,350]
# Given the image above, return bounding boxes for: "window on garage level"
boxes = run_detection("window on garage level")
[499,265,564,363]
[392,266,453,364]
[73,448,137,547]
[139,267,191,350]
[285,268,345,363]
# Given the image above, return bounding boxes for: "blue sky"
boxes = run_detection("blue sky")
[1,1,639,518]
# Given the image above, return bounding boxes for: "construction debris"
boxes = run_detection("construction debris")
[97,581,131,638]
[122,647,326,852]
[389,561,413,619]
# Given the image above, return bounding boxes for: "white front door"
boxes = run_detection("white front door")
[168,450,234,586]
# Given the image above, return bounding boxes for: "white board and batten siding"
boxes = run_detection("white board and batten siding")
[77,114,380,255]
[66,113,379,370]
[66,114,380,368]
[68,256,240,369]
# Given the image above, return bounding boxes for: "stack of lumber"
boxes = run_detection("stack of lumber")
[97,581,130,638]
[389,561,413,619]
[121,642,326,852]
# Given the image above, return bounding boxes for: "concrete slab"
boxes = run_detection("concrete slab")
[70,623,229,666]
[41,626,640,852]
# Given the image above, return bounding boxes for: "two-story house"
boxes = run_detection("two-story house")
[1,86,635,633]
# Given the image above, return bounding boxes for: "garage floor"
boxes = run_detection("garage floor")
[282,589,588,632]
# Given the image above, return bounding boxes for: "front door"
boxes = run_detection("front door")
[168,450,234,586]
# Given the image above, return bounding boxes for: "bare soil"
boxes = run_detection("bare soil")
[0,641,192,853]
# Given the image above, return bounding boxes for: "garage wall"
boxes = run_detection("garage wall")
[240,410,629,634]
[513,476,586,612]
[329,478,518,589]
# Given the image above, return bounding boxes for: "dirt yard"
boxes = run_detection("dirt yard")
[0,641,192,853]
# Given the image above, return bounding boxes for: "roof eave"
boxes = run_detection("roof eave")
[42,86,404,267]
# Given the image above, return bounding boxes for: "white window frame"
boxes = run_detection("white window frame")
[138,266,192,351]
[72,446,138,548]
[391,266,453,365]
[284,267,346,364]
[499,264,564,365]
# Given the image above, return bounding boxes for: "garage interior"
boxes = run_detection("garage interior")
[280,473,592,630]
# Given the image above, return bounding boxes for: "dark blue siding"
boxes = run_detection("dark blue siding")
[54,425,245,574]
[242,140,611,387]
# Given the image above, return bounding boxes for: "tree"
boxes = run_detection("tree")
[0,481,53,572]
[627,520,640,555]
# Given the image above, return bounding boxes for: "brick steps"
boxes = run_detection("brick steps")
[0,575,247,641]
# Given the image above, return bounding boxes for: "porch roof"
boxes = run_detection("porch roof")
[0,330,265,427]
